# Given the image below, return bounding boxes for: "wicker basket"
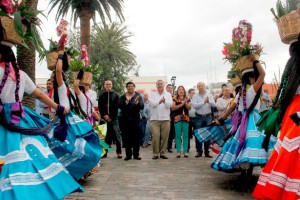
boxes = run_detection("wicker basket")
[236,55,253,72]
[47,52,71,70]
[0,16,22,45]
[229,75,242,87]
[0,160,4,173]
[277,9,300,44]
[47,52,58,70]
[73,71,93,85]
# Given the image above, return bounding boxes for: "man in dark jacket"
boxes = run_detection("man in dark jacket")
[119,82,144,160]
[98,80,122,158]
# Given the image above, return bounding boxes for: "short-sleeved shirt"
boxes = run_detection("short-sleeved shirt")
[0,67,36,104]
[77,92,95,117]
[234,85,260,111]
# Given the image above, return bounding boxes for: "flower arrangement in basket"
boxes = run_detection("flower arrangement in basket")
[227,65,242,86]
[41,19,73,70]
[0,0,44,51]
[271,0,300,44]
[222,20,263,72]
[70,45,102,85]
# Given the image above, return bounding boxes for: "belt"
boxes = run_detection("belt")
[195,113,211,117]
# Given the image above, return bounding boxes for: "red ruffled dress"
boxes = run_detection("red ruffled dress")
[253,86,300,200]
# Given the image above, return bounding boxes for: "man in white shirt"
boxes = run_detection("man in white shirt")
[149,80,173,159]
[192,82,215,158]
[216,87,232,117]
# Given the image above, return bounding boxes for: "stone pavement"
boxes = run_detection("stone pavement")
[66,138,258,200]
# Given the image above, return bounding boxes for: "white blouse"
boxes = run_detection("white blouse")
[77,92,94,117]
[234,85,261,111]
[0,67,36,104]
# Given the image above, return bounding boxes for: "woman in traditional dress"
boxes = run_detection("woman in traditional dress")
[0,43,82,199]
[74,74,101,125]
[212,54,276,176]
[252,39,300,200]
[47,50,102,180]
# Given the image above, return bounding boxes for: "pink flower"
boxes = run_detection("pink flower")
[246,31,252,43]
[0,0,15,15]
[81,45,89,67]
[222,47,229,56]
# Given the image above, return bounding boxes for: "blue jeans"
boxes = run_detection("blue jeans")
[143,120,151,145]
[194,115,212,154]
[140,119,147,145]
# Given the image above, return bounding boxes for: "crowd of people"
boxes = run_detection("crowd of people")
[1,26,300,200]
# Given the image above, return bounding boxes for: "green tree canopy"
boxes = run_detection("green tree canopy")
[90,23,137,94]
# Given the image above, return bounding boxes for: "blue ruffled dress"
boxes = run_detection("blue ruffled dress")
[211,85,277,171]
[47,83,102,180]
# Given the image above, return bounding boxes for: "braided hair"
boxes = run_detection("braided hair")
[279,39,300,120]
[0,45,21,102]
[52,54,86,117]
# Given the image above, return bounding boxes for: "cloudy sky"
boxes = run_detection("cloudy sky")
[37,0,289,89]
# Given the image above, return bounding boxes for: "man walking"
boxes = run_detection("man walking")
[98,80,122,158]
[149,80,173,159]
[192,82,215,158]
[119,82,144,161]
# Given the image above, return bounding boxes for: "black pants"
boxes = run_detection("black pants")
[122,120,141,158]
[105,119,122,154]
[167,119,175,150]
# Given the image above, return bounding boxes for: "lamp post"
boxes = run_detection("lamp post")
[171,76,176,95]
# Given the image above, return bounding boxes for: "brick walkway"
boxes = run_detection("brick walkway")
[66,138,257,200]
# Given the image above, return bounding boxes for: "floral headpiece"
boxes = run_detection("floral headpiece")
[81,45,89,67]
[56,19,68,50]
[222,20,263,66]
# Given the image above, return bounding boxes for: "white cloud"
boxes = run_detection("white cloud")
[36,0,290,90]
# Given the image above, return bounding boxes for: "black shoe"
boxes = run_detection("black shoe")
[167,149,173,153]
[152,156,159,159]
[117,154,123,159]
[124,157,131,161]
[134,156,142,160]
[195,153,202,158]
[205,153,213,158]
[160,155,168,159]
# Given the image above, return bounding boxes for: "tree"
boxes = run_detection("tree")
[48,0,125,52]
[89,23,137,94]
[17,0,38,109]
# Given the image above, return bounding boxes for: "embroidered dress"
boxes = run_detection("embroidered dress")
[194,118,232,147]
[211,85,276,171]
[253,86,300,200]
[0,65,81,200]
[48,83,102,180]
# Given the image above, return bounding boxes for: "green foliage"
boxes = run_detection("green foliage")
[48,0,124,25]
[227,66,241,79]
[89,23,137,94]
[271,0,300,19]
[0,2,46,53]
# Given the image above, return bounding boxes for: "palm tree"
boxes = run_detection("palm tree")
[89,23,137,94]
[17,0,38,109]
[48,0,124,52]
